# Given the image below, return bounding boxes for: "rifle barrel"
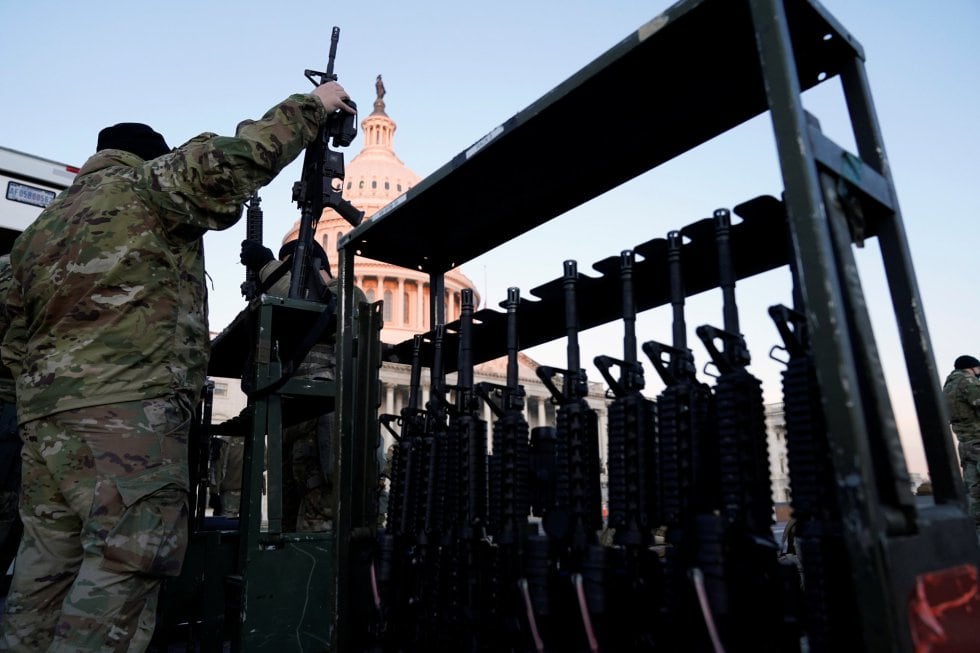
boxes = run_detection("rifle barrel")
[563,260,580,378]
[325,27,340,79]
[506,287,520,390]
[713,208,739,336]
[620,250,637,366]
[667,231,687,352]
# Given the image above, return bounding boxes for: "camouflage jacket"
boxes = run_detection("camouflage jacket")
[942,368,980,441]
[1,94,330,423]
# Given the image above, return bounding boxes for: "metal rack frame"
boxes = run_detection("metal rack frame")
[333,0,979,650]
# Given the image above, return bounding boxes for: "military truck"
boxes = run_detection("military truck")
[0,146,77,254]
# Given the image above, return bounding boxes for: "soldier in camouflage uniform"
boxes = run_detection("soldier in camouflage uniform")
[240,239,367,532]
[208,436,245,517]
[0,255,21,581]
[942,354,980,542]
[0,81,354,652]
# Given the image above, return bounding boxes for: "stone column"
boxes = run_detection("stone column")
[397,278,405,325]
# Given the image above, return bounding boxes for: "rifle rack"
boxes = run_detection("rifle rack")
[155,292,383,650]
[334,0,980,651]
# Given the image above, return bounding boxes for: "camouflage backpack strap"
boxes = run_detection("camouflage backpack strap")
[255,261,291,296]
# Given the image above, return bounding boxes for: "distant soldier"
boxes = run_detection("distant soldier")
[209,436,245,517]
[0,82,354,652]
[240,238,367,532]
[942,354,980,542]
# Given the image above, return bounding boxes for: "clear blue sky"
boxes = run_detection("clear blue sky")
[2,1,978,476]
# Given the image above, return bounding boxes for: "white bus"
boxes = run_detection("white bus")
[0,145,78,254]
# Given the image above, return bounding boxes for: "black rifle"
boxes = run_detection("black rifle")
[240,192,263,300]
[770,274,859,650]
[694,208,792,651]
[594,250,661,651]
[594,249,659,545]
[289,26,363,300]
[251,28,359,397]
[449,290,488,543]
[476,288,545,652]
[378,329,452,651]
[416,326,452,649]
[377,335,426,646]
[445,288,489,649]
[480,288,531,548]
[536,260,605,653]
[641,231,718,651]
[380,335,427,535]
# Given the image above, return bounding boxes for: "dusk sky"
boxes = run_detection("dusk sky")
[3,1,978,476]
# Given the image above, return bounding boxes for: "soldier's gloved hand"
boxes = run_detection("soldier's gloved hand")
[240,240,274,271]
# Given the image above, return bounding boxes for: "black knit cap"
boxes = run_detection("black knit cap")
[954,355,980,369]
[96,123,170,161]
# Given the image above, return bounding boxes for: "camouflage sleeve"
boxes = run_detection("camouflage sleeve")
[0,255,11,340]
[0,258,25,378]
[138,93,330,235]
[964,375,980,410]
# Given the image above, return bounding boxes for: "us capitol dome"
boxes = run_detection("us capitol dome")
[215,76,611,477]
[282,75,478,342]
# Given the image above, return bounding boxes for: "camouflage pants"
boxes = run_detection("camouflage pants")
[288,413,333,533]
[220,490,242,518]
[958,440,980,534]
[0,490,20,573]
[295,485,332,533]
[210,437,244,518]
[0,395,192,653]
